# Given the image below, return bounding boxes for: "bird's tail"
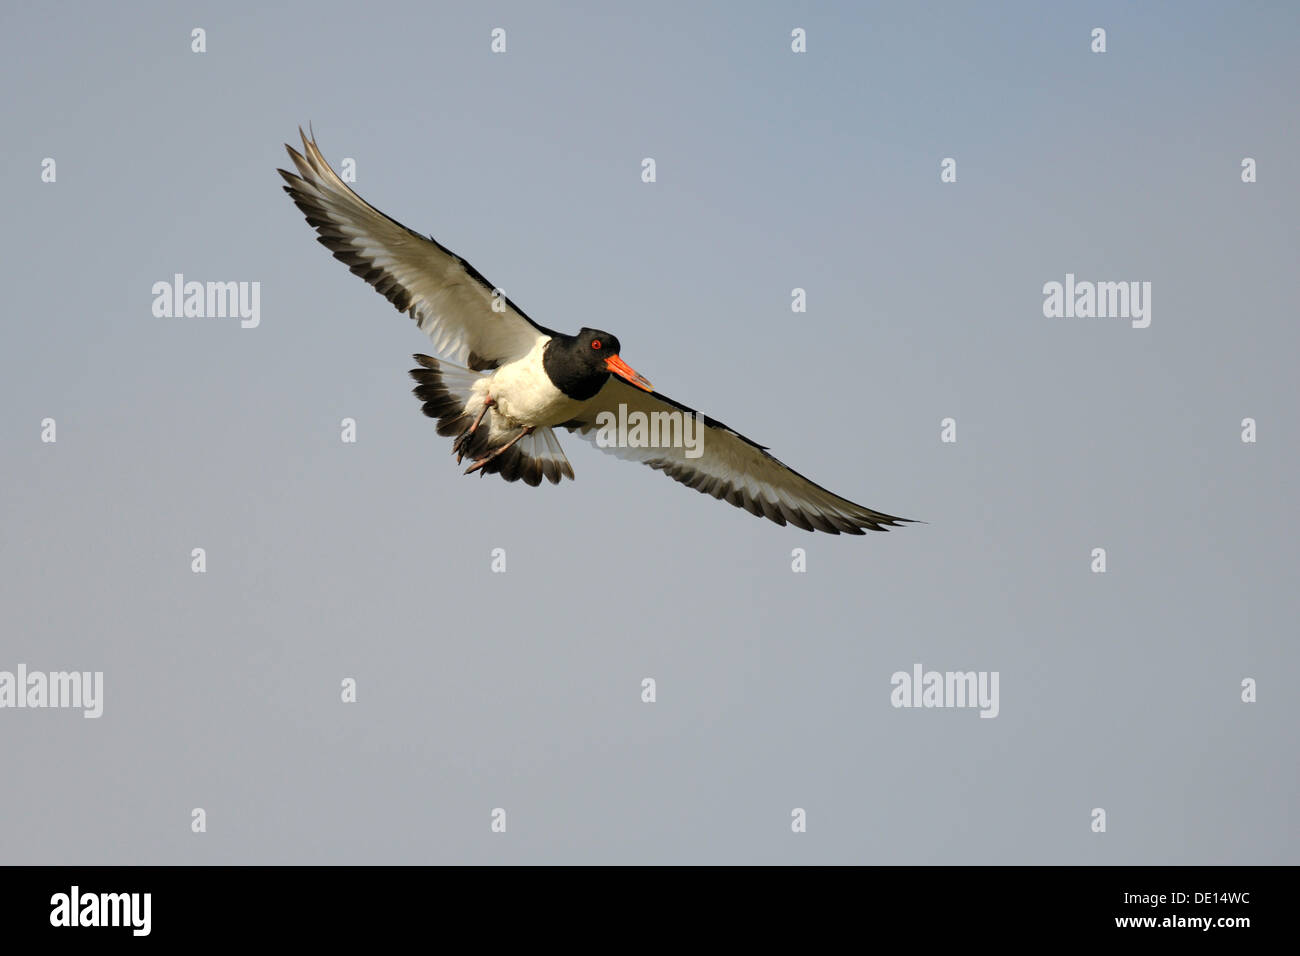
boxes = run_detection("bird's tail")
[408,354,574,486]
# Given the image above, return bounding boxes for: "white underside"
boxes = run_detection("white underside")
[476,337,587,431]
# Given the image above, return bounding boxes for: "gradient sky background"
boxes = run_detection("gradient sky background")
[1,1,1297,863]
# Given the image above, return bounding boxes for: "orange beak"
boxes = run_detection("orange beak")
[605,354,654,392]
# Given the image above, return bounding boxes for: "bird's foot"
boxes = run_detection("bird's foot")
[464,425,534,476]
[454,396,495,464]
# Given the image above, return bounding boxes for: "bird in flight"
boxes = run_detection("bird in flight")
[278,129,914,534]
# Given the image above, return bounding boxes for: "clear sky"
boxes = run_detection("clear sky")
[1,0,1296,863]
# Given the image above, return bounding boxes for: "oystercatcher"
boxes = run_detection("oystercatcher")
[279,130,914,534]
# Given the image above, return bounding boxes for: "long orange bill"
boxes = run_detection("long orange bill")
[605,355,654,392]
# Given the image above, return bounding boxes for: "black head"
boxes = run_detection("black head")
[576,327,621,361]
[544,327,653,401]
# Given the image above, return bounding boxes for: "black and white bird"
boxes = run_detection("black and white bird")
[279,130,914,534]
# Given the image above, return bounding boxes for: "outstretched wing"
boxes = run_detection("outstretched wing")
[566,380,915,534]
[278,128,554,370]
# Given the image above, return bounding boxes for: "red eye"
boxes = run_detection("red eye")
[591,340,602,350]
